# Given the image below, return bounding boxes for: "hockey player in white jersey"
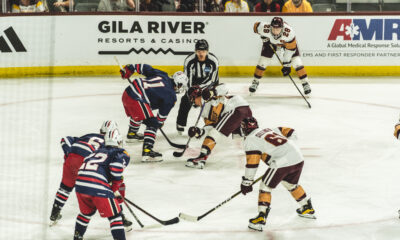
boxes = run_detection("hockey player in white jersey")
[185,84,252,169]
[249,17,311,95]
[394,117,400,140]
[239,117,315,231]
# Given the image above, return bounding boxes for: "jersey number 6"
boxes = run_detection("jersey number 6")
[264,133,287,146]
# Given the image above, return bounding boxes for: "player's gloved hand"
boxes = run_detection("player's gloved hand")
[240,176,253,195]
[281,62,291,76]
[120,64,135,79]
[201,88,216,102]
[111,180,123,193]
[260,36,270,43]
[188,126,204,138]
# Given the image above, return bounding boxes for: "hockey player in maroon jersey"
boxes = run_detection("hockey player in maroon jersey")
[394,116,400,140]
[249,17,311,95]
[73,127,130,240]
[239,117,315,231]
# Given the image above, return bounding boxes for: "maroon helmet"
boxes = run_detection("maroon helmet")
[271,17,283,28]
[188,85,202,106]
[240,117,259,136]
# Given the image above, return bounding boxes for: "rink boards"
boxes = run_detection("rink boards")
[0,14,400,77]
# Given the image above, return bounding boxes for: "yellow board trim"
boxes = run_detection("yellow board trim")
[1,66,400,78]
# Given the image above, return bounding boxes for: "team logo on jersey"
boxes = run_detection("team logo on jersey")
[328,19,400,41]
[204,66,211,74]
[0,27,27,53]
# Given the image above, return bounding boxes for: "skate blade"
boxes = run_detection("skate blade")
[126,139,144,143]
[49,220,59,227]
[124,226,133,232]
[141,157,163,163]
[248,223,263,232]
[185,162,204,169]
[298,214,316,219]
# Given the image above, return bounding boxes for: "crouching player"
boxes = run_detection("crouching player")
[120,63,188,162]
[239,117,315,231]
[185,84,252,169]
[50,121,116,225]
[73,127,130,240]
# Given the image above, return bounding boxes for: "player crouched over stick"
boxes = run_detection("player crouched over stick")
[249,17,311,95]
[73,127,130,240]
[185,84,252,169]
[120,63,188,162]
[239,117,315,231]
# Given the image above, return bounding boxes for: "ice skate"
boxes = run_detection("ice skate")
[302,82,311,95]
[177,124,185,136]
[185,153,208,169]
[74,231,84,240]
[49,204,62,226]
[121,213,133,232]
[296,199,316,219]
[142,146,163,162]
[249,79,259,93]
[248,211,267,232]
[126,131,144,143]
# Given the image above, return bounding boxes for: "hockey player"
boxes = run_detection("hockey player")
[73,127,130,240]
[249,17,311,95]
[185,84,252,169]
[120,63,188,162]
[176,39,219,135]
[239,117,315,231]
[50,121,117,225]
[394,118,400,140]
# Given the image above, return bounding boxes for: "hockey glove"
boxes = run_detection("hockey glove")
[201,88,216,102]
[240,176,253,195]
[111,180,123,193]
[188,126,205,138]
[260,36,270,43]
[120,64,135,79]
[281,62,291,76]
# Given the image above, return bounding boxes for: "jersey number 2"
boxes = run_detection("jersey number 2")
[80,152,107,171]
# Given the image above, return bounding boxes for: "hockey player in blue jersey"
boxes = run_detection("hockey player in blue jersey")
[73,127,130,240]
[120,63,188,162]
[49,121,113,226]
[50,121,132,230]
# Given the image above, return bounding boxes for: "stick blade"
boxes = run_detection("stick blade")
[179,213,199,222]
[164,217,180,225]
[173,150,185,157]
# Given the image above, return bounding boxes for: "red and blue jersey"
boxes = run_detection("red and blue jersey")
[75,147,130,198]
[61,133,105,158]
[125,64,177,121]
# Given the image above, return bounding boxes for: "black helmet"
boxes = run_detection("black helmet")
[195,39,209,51]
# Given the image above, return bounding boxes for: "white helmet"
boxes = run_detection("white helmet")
[105,128,123,147]
[100,120,118,134]
[173,71,188,93]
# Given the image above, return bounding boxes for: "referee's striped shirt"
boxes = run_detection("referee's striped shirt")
[184,52,219,88]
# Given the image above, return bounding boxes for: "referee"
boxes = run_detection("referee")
[176,39,219,135]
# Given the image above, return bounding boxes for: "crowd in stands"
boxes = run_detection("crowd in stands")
[5,0,315,12]
[3,0,397,13]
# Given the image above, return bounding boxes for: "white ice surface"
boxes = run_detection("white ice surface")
[1,77,400,240]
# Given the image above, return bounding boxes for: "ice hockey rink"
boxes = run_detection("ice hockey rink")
[1,76,400,240]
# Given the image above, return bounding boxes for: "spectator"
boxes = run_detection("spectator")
[177,0,220,12]
[140,0,161,11]
[254,0,280,12]
[48,0,73,12]
[224,0,249,12]
[177,0,195,11]
[98,0,134,11]
[204,0,220,12]
[11,0,46,12]
[282,0,312,12]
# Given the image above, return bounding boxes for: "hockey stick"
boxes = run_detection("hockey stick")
[124,197,180,226]
[160,128,186,149]
[268,44,311,109]
[179,175,263,222]
[172,102,206,157]
[120,196,144,228]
